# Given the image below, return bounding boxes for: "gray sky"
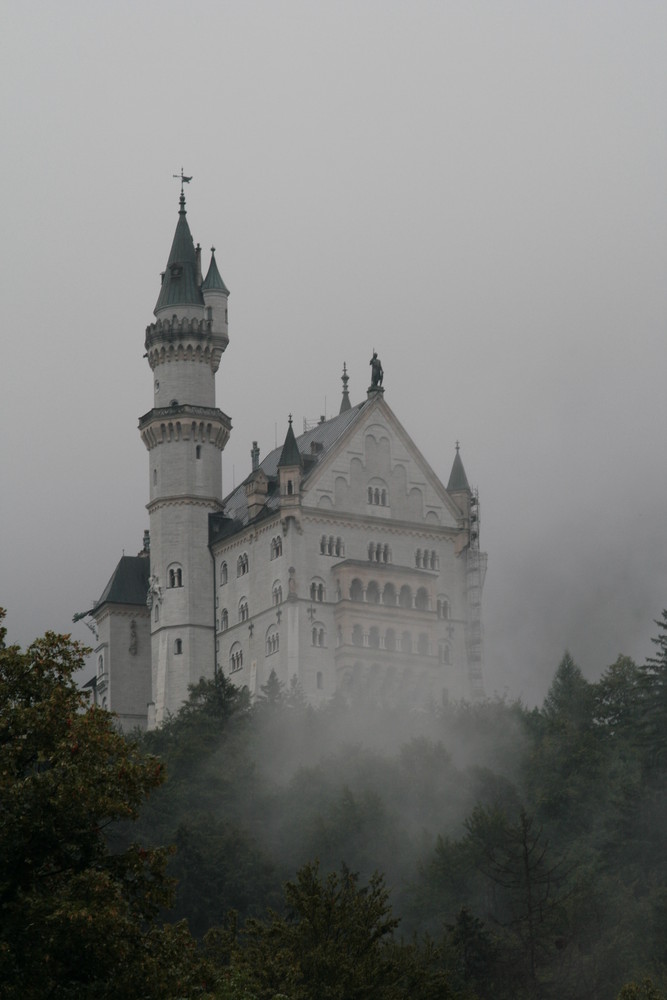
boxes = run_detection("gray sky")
[1,0,666,704]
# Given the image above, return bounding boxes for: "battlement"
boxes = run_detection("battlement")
[138,403,232,451]
[145,316,229,373]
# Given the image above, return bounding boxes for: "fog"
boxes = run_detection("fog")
[1,1,666,704]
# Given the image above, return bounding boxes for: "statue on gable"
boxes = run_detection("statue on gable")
[369,351,384,388]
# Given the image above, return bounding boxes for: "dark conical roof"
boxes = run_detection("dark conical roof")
[277,417,302,468]
[154,193,205,313]
[202,247,230,294]
[447,443,470,492]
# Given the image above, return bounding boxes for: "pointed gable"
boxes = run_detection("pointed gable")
[300,395,462,528]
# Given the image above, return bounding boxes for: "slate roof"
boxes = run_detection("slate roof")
[154,193,205,313]
[212,402,365,541]
[447,446,470,492]
[202,248,230,295]
[93,555,150,612]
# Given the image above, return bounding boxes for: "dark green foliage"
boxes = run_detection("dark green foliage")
[0,611,214,999]
[225,862,461,1000]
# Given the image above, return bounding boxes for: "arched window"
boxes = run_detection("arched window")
[367,486,373,504]
[437,597,450,620]
[237,553,248,576]
[97,654,104,676]
[415,587,429,611]
[401,631,412,653]
[230,642,243,673]
[310,579,325,602]
[382,582,396,606]
[196,445,201,459]
[368,542,375,562]
[220,608,229,631]
[271,536,283,559]
[238,598,249,622]
[399,584,412,609]
[418,633,429,656]
[265,626,279,656]
[272,582,283,606]
[168,564,183,588]
[320,535,327,554]
[220,561,228,585]
[381,489,387,506]
[287,480,293,495]
[311,623,326,647]
[174,638,183,655]
[383,544,390,563]
[350,578,364,602]
[366,580,380,604]
[385,628,396,652]
[352,624,364,647]
[368,626,380,649]
[335,537,343,556]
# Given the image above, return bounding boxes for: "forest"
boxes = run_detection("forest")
[3,607,667,999]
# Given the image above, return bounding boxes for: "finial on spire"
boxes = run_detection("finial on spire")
[340,362,351,413]
[288,413,293,426]
[455,440,460,452]
[173,168,192,211]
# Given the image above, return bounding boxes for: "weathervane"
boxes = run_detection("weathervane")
[172,168,192,195]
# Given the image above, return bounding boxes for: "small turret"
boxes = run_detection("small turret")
[202,247,230,347]
[278,416,303,524]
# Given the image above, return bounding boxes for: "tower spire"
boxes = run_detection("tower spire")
[447,441,470,493]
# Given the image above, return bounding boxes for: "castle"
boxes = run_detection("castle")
[89,190,487,730]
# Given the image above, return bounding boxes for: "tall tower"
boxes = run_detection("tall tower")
[139,187,232,726]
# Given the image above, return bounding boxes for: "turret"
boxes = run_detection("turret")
[278,415,303,530]
[447,441,471,517]
[202,247,230,346]
[141,187,232,727]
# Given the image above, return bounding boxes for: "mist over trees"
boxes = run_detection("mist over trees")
[5,608,667,998]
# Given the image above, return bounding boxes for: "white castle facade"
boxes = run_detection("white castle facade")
[89,192,487,730]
